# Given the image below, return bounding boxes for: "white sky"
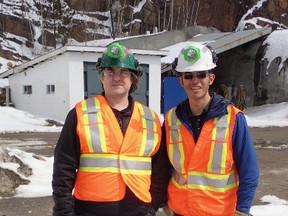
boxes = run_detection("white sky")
[0,103,288,215]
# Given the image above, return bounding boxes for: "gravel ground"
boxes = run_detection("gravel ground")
[0,127,288,216]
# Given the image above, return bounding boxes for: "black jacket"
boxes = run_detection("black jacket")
[52,97,170,216]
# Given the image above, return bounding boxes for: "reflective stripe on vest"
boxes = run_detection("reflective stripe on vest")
[137,103,159,156]
[187,170,236,192]
[80,98,107,152]
[208,105,232,174]
[77,96,157,174]
[167,109,185,175]
[79,98,158,156]
[168,106,236,192]
[79,154,151,175]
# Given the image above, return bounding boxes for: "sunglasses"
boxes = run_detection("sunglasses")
[183,71,209,80]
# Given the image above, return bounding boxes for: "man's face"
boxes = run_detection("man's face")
[100,67,132,98]
[178,71,215,101]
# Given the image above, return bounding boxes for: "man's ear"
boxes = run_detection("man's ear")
[209,73,215,85]
[178,77,184,87]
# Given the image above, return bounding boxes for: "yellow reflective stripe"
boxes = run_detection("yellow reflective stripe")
[138,104,146,156]
[167,109,173,141]
[81,153,119,159]
[219,106,232,173]
[82,100,94,152]
[150,111,158,155]
[225,106,232,142]
[208,124,217,172]
[95,98,107,152]
[187,171,237,192]
[121,170,151,175]
[221,143,228,173]
[79,167,119,173]
[119,155,151,162]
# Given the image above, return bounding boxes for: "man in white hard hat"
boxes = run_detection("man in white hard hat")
[163,42,259,216]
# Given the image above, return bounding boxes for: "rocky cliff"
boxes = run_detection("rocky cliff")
[0,0,287,73]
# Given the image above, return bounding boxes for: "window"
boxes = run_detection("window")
[23,85,32,95]
[46,84,55,94]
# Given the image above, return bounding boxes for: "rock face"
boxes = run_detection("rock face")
[0,0,287,69]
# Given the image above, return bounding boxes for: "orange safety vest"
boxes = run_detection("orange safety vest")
[74,95,161,203]
[165,105,240,216]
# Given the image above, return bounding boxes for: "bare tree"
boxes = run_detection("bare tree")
[193,0,200,26]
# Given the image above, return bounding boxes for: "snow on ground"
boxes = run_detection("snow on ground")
[0,102,288,215]
[245,102,288,127]
[0,106,62,133]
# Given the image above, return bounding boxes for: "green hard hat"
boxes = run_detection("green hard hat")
[99,42,137,71]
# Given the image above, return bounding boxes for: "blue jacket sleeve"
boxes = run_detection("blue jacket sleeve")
[232,113,259,214]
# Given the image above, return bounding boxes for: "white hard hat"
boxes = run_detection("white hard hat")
[175,42,217,72]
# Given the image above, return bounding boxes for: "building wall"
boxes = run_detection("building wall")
[9,54,71,122]
[9,50,162,122]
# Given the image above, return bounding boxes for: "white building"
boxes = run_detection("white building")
[0,45,168,122]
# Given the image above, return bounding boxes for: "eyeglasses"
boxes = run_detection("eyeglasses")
[183,71,209,80]
[103,69,131,78]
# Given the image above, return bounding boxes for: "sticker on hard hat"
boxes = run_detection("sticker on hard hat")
[183,46,201,62]
[107,43,125,59]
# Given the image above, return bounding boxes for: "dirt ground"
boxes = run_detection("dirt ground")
[0,127,287,216]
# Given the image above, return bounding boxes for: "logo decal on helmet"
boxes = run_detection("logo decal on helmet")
[107,43,125,59]
[175,42,217,72]
[97,42,143,77]
[183,46,201,62]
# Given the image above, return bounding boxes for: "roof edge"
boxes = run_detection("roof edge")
[0,45,169,78]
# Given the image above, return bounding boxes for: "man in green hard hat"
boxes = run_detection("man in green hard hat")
[52,42,170,216]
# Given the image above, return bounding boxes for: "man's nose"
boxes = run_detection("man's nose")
[112,71,121,79]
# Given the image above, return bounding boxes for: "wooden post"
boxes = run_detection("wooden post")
[6,86,9,106]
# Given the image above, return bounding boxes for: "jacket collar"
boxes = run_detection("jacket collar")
[175,92,232,125]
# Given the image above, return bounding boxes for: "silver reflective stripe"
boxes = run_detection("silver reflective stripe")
[211,114,230,173]
[171,143,182,173]
[188,172,236,190]
[80,155,151,171]
[173,170,187,186]
[211,141,224,173]
[141,105,156,156]
[169,109,183,173]
[170,109,181,143]
[80,156,118,168]
[120,159,151,171]
[83,98,103,152]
